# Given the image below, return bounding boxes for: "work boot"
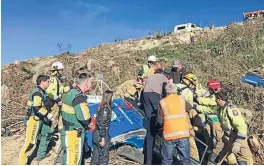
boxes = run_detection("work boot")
[36,153,51,161]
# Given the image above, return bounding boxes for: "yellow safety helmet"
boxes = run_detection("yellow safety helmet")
[183,73,198,87]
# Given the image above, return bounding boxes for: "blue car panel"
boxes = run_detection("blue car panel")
[241,72,264,87]
[84,97,206,164]
[85,98,146,151]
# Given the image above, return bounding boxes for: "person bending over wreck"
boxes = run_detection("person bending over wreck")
[91,90,113,165]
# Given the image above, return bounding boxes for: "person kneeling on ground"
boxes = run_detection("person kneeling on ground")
[91,90,114,165]
[157,82,192,165]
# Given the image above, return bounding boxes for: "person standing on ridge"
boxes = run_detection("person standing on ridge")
[190,31,195,44]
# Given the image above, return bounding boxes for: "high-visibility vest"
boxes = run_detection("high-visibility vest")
[142,64,150,78]
[142,64,149,74]
[160,94,190,141]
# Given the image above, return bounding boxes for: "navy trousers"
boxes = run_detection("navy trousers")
[143,92,161,165]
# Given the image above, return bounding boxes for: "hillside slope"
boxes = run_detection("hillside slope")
[1,19,264,164]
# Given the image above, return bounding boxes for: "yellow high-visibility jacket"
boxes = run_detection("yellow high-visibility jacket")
[46,72,72,102]
[196,102,248,138]
[141,64,155,78]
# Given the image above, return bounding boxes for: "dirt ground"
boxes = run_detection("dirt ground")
[1,133,139,165]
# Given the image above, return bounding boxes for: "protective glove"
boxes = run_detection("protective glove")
[224,135,230,141]
[47,113,54,120]
[43,113,54,125]
[232,139,241,154]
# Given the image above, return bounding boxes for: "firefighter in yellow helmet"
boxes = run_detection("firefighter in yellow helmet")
[46,62,76,130]
[176,73,198,104]
[175,73,200,161]
[193,90,253,165]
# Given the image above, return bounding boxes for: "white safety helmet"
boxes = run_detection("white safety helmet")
[148,55,157,62]
[51,62,64,70]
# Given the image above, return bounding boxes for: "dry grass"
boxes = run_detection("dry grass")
[1,19,264,134]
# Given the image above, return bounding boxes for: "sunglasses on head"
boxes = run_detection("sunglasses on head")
[77,73,91,79]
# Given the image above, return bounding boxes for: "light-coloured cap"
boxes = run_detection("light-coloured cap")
[172,60,182,68]
[148,55,157,62]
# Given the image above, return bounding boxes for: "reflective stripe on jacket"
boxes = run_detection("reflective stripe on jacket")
[219,102,247,138]
[61,88,91,131]
[175,83,194,106]
[159,94,190,141]
[47,74,71,100]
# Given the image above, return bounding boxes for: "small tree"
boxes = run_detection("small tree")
[57,43,72,54]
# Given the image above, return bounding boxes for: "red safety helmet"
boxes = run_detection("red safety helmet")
[207,80,222,93]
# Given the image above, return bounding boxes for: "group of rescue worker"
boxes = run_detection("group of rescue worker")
[115,55,254,165]
[18,62,106,165]
[18,54,254,165]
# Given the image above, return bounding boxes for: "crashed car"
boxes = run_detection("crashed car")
[53,97,146,165]
[84,96,146,164]
[54,80,208,164]
[85,79,209,164]
[85,100,208,164]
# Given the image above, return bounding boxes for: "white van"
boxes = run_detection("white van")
[174,23,202,33]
